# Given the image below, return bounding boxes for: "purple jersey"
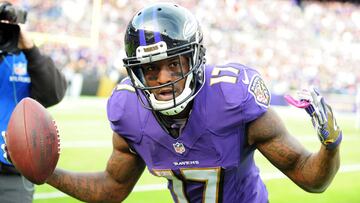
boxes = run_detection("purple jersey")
[107,63,271,203]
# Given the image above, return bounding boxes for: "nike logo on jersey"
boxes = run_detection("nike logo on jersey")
[242,69,249,84]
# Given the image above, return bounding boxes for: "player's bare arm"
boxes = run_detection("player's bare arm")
[248,108,340,193]
[46,132,145,203]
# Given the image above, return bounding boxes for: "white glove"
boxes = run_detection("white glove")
[1,131,12,163]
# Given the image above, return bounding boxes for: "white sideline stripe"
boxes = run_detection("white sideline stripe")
[261,163,360,180]
[34,184,168,200]
[134,184,168,192]
[61,141,111,148]
[34,164,360,200]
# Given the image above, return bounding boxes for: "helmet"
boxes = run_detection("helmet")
[123,3,206,116]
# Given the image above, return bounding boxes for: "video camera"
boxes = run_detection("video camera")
[0,1,27,53]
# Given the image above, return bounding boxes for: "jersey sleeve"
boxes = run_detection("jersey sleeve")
[106,78,143,143]
[205,64,271,133]
[241,71,271,123]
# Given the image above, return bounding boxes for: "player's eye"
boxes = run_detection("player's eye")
[169,61,180,68]
[142,65,160,81]
[143,65,154,72]
[142,65,159,75]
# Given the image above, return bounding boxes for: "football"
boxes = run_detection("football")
[6,97,60,184]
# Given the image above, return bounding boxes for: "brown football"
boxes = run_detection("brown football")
[6,97,60,184]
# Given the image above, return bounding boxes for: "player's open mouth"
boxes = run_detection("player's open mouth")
[156,89,176,100]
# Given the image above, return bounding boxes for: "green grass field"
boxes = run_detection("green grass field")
[33,97,360,203]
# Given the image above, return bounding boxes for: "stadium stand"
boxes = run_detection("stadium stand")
[14,0,359,110]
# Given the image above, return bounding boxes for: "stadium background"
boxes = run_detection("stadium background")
[5,0,360,202]
[16,0,359,111]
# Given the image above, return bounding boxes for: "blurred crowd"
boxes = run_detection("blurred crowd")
[15,0,360,95]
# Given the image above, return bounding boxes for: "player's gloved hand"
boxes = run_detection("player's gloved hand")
[1,131,12,163]
[284,87,342,150]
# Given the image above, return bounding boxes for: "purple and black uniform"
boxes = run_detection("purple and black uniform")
[107,63,271,203]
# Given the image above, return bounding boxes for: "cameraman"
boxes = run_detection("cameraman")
[0,1,67,202]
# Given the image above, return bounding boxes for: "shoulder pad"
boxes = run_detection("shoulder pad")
[115,83,135,92]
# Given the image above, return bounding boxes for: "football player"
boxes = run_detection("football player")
[45,3,342,203]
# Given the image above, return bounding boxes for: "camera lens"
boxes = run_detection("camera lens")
[0,23,20,53]
[0,30,10,49]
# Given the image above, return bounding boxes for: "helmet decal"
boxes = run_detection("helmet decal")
[183,19,197,39]
[138,12,146,46]
[152,6,162,43]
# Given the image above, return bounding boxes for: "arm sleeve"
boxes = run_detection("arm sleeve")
[23,46,67,107]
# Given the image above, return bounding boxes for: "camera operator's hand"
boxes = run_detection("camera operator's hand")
[18,26,34,50]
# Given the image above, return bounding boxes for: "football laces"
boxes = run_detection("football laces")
[53,120,61,154]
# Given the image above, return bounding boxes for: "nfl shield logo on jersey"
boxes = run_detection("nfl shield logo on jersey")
[173,142,186,154]
[13,62,27,76]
